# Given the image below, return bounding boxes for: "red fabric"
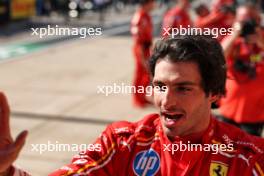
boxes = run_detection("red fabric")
[132,44,151,107]
[220,37,264,123]
[194,10,234,41]
[162,7,192,37]
[49,114,264,176]
[130,9,152,107]
[130,8,152,46]
[195,11,228,29]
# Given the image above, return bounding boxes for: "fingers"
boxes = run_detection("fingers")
[0,131,28,172]
[0,92,11,137]
[9,131,28,156]
[0,92,10,121]
[14,131,28,151]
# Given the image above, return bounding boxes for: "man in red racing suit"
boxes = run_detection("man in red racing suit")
[49,113,264,176]
[49,36,264,176]
[130,0,155,108]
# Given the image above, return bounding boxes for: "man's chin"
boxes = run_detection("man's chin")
[161,122,179,138]
[163,128,176,138]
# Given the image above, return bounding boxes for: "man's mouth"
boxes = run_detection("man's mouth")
[161,112,186,128]
[165,113,184,120]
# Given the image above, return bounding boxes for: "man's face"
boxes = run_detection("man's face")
[152,59,215,139]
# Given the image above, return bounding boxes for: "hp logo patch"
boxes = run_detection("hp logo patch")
[133,149,160,176]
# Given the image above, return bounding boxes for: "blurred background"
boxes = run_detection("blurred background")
[0,0,263,175]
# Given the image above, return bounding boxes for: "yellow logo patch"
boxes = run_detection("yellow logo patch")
[209,161,228,176]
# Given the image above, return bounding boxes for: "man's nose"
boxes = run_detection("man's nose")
[161,89,177,110]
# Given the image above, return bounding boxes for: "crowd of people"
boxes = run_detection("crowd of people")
[0,0,264,175]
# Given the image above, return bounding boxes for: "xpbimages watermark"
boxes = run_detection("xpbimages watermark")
[31,141,101,154]
[162,25,233,38]
[31,25,102,38]
[163,141,234,154]
[97,83,167,96]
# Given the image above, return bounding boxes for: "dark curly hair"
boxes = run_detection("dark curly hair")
[149,35,226,96]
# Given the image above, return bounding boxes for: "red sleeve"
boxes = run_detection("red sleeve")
[49,125,117,176]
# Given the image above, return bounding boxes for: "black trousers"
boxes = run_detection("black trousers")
[216,115,264,137]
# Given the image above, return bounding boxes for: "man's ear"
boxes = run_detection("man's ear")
[209,94,220,103]
[209,94,221,109]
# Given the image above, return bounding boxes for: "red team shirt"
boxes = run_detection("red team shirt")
[194,3,234,41]
[49,114,264,176]
[210,0,234,30]
[194,11,232,30]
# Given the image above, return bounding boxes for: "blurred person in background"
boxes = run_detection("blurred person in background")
[0,92,28,176]
[130,0,155,108]
[218,3,264,136]
[161,0,192,37]
[194,0,235,41]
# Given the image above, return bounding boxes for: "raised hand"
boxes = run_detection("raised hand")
[0,92,28,173]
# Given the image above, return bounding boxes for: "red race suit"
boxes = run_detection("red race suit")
[49,114,264,176]
[130,8,153,107]
[219,37,264,123]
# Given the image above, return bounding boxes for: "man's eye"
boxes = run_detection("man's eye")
[177,87,192,92]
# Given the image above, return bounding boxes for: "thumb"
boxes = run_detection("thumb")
[11,130,28,154]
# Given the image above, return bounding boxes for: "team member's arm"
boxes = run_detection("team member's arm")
[0,92,29,176]
[49,125,118,176]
